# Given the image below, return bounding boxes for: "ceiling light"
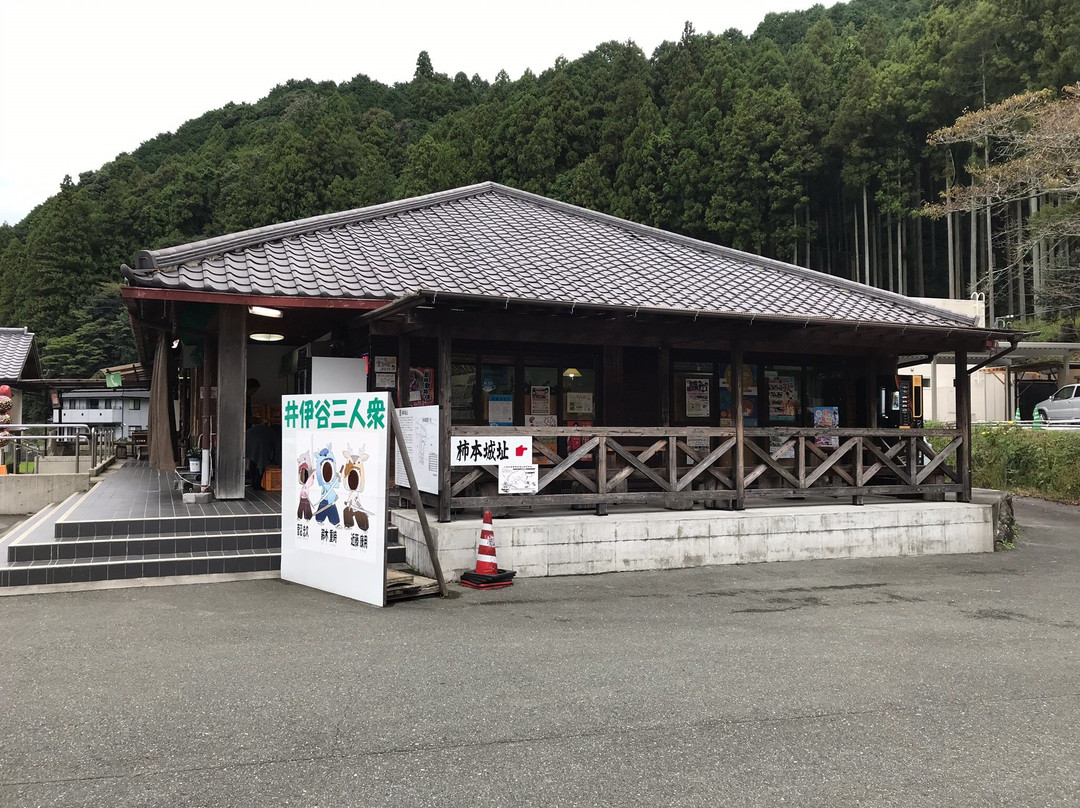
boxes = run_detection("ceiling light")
[563,367,582,379]
[249,332,284,342]
[248,305,283,319]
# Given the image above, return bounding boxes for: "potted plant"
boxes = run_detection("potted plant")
[186,445,201,474]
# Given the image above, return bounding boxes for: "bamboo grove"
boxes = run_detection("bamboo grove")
[1,0,1079,377]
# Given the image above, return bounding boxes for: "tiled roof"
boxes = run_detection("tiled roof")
[126,183,976,329]
[0,327,38,381]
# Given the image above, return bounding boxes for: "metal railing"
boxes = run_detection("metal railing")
[1,424,118,474]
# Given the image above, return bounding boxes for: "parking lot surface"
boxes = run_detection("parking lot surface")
[2,497,1078,807]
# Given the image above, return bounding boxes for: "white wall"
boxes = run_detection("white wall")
[901,362,1007,424]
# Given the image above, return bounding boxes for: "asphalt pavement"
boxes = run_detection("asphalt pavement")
[1,497,1078,807]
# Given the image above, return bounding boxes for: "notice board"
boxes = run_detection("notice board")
[280,392,389,606]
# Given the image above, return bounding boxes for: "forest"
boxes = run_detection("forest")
[1,0,1078,378]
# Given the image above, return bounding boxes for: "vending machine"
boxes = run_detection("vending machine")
[878,374,924,428]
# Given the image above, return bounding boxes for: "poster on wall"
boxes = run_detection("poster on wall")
[375,373,396,389]
[488,394,513,426]
[770,434,796,460]
[685,378,711,418]
[567,419,594,462]
[768,375,797,422]
[719,364,758,426]
[374,356,397,374]
[281,392,389,607]
[566,392,593,415]
[812,406,840,449]
[530,386,551,415]
[393,405,439,494]
[409,367,434,406]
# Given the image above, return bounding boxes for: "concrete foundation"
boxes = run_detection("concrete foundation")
[392,501,994,580]
[0,473,91,514]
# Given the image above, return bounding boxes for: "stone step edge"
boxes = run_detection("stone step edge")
[7,548,282,568]
[54,514,282,539]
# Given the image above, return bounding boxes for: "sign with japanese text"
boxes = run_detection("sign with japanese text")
[451,435,533,466]
[498,464,539,494]
[394,405,439,494]
[280,392,389,607]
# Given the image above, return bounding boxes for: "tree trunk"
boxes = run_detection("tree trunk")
[862,184,871,286]
[1016,200,1026,318]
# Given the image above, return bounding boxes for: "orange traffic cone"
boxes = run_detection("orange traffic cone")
[460,510,516,590]
[475,511,498,575]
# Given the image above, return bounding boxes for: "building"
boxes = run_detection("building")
[52,388,150,439]
[0,326,42,427]
[118,183,1022,573]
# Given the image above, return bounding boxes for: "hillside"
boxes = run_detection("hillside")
[1,0,1078,375]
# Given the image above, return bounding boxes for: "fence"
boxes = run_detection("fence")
[446,425,966,516]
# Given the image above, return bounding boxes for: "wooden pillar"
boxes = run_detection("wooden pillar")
[215,305,247,499]
[658,346,670,427]
[602,344,623,427]
[396,335,411,410]
[731,340,745,510]
[955,349,972,503]
[437,327,452,522]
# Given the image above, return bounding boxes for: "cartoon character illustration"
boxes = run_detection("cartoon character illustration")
[314,444,341,525]
[340,445,372,531]
[297,449,315,520]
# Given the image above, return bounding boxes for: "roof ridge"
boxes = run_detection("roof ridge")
[135,182,501,271]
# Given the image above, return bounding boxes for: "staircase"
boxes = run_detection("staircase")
[1,509,405,588]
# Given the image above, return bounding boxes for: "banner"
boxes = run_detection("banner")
[281,392,389,606]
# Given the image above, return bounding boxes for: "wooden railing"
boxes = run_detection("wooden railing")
[444,426,967,516]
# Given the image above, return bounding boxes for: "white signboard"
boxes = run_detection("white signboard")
[451,434,533,466]
[394,405,439,495]
[374,356,397,373]
[499,463,539,494]
[281,392,389,607]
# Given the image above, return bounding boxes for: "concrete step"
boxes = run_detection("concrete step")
[1,549,281,587]
[8,530,281,564]
[54,512,280,539]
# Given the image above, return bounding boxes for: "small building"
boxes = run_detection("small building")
[119,183,1022,574]
[52,388,150,439]
[0,326,42,426]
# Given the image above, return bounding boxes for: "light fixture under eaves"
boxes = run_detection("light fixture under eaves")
[248,305,283,319]
[249,332,285,342]
[563,367,582,379]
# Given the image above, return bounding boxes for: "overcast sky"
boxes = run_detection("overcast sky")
[0,0,827,226]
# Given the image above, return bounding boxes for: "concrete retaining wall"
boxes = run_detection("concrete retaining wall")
[392,501,993,580]
[0,473,90,514]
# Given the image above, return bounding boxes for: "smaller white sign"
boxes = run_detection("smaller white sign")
[566,392,593,415]
[375,372,396,389]
[394,406,440,494]
[526,414,558,428]
[499,464,538,494]
[374,356,397,373]
[452,435,532,466]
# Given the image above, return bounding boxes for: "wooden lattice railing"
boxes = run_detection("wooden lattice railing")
[445,426,966,515]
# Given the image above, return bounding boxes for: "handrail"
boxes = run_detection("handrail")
[2,423,94,473]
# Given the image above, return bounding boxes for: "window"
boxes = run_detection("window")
[1053,386,1073,401]
[129,399,141,410]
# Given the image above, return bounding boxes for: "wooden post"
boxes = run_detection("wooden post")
[732,340,745,510]
[396,334,411,410]
[853,436,864,506]
[955,349,972,503]
[596,436,608,516]
[437,327,453,522]
[389,406,448,596]
[602,344,623,426]
[216,305,247,499]
[658,346,670,427]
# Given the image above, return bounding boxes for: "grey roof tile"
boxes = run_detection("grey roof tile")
[128,183,978,330]
[0,327,38,381]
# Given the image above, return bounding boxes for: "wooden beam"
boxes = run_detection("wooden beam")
[215,305,247,499]
[955,349,972,502]
[731,339,746,510]
[437,327,452,522]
